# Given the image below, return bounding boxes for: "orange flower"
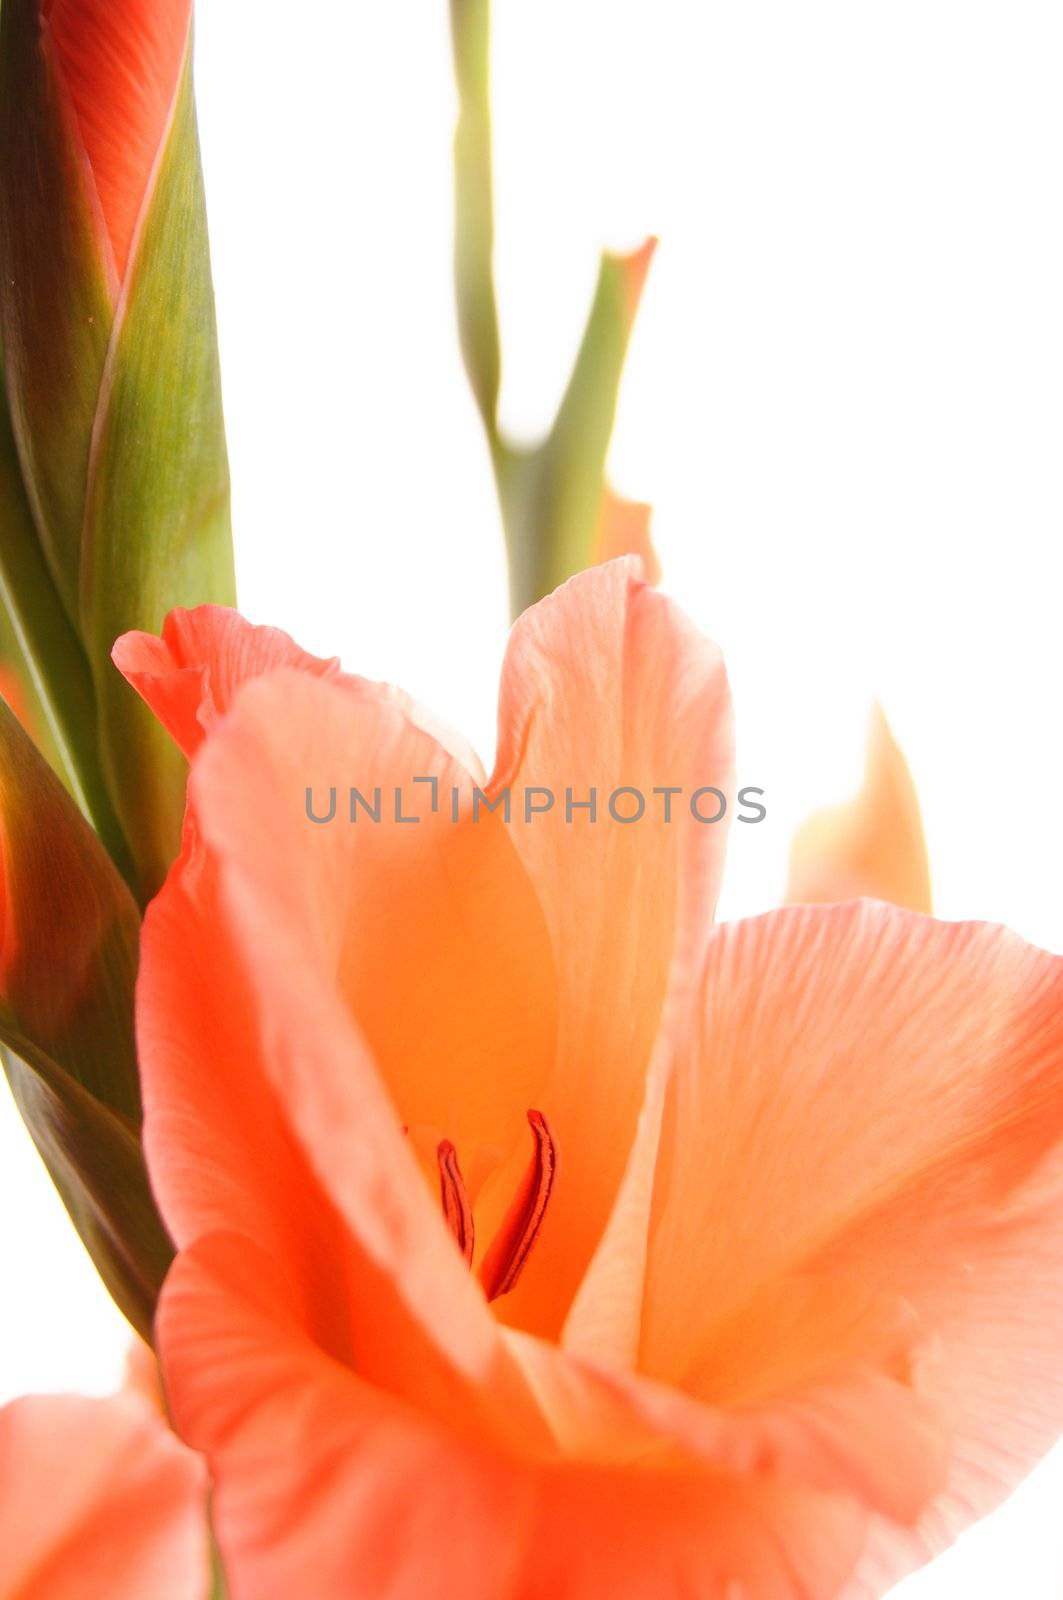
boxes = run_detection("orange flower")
[117,562,1063,1598]
[0,1389,208,1597]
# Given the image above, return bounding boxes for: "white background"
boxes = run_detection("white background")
[2,2,1062,1593]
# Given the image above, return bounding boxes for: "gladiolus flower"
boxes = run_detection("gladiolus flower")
[0,1389,208,1597]
[118,561,1063,1598]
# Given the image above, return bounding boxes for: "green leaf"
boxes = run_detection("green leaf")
[0,700,170,1339]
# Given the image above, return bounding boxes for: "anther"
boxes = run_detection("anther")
[437,1140,475,1265]
[478,1110,558,1302]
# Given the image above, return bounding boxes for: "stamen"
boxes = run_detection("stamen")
[437,1140,475,1265]
[479,1110,558,1302]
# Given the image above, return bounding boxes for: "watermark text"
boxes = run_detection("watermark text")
[304,781,767,826]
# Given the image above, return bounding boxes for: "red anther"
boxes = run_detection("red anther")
[479,1110,558,1302]
[437,1140,475,1265]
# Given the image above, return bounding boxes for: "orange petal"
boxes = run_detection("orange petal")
[159,1232,867,1600]
[0,1390,208,1598]
[787,703,931,913]
[113,606,343,759]
[159,1233,535,1600]
[187,668,557,1214]
[142,840,540,1440]
[42,0,192,281]
[138,831,358,1339]
[506,1323,948,1544]
[636,901,1063,1578]
[591,488,662,583]
[487,559,733,1338]
[138,664,556,1424]
[114,605,485,778]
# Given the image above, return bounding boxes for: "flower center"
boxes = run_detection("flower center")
[436,1110,558,1302]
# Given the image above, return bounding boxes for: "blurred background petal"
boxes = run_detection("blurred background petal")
[787,703,932,913]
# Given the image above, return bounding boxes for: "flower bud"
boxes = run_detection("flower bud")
[0,0,234,899]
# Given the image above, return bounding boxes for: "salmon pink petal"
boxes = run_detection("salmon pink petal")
[113,607,342,758]
[186,668,557,1219]
[487,559,733,1339]
[140,836,536,1435]
[159,1234,532,1600]
[138,833,368,1364]
[505,1325,945,1528]
[592,488,661,583]
[114,605,485,776]
[0,1390,208,1597]
[43,0,192,281]
[159,1232,866,1600]
[138,665,557,1417]
[787,704,931,913]
[635,901,1063,1581]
